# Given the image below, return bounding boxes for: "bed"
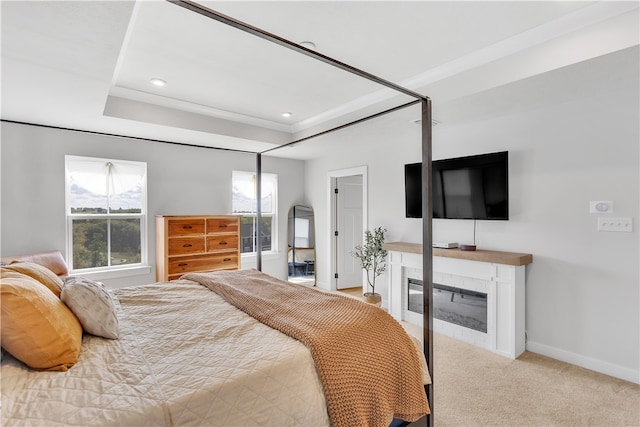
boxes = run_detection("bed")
[1,253,430,426]
[2,3,435,424]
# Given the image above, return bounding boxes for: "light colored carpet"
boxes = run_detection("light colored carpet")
[340,290,639,426]
[404,326,639,426]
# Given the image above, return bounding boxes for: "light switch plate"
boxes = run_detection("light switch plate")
[597,217,633,232]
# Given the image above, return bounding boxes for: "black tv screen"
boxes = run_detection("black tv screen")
[405,151,509,220]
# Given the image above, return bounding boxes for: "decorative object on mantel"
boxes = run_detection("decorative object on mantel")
[351,227,388,306]
[459,219,478,251]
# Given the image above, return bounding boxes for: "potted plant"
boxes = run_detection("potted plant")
[351,227,388,306]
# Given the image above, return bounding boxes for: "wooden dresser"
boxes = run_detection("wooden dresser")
[156,215,240,281]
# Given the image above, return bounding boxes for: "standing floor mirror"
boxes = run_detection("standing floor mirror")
[287,205,315,286]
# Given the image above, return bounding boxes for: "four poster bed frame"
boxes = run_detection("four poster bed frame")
[168,1,435,424]
[2,1,434,425]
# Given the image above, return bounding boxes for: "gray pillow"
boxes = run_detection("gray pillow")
[61,277,119,339]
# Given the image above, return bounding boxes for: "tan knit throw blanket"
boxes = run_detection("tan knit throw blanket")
[183,269,430,427]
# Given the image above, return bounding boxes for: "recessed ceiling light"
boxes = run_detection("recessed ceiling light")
[150,78,166,87]
[281,112,293,118]
[299,41,316,50]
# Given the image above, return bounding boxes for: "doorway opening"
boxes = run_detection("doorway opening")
[328,166,367,292]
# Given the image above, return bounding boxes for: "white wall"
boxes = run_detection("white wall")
[303,49,639,383]
[0,122,306,287]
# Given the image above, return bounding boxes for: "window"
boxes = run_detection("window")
[232,171,277,254]
[65,155,147,272]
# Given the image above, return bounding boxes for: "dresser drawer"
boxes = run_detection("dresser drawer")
[168,237,205,256]
[206,235,238,252]
[207,217,239,234]
[168,219,205,236]
[168,253,239,276]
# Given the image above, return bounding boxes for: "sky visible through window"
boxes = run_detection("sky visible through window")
[69,179,143,212]
[232,171,275,214]
[68,161,145,213]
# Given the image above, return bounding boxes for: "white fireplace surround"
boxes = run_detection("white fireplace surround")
[385,243,532,359]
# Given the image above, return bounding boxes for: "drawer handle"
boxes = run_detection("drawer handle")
[183,243,192,248]
[223,258,232,262]
[183,225,192,230]
[219,241,228,245]
[219,224,227,228]
[178,263,188,267]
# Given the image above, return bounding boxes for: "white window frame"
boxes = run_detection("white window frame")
[65,155,149,276]
[232,170,278,255]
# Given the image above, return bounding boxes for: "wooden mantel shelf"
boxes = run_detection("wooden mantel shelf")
[382,242,533,266]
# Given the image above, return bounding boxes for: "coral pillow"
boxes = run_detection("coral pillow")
[61,277,119,339]
[5,261,64,297]
[0,269,82,371]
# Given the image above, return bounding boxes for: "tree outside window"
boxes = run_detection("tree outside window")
[232,171,277,254]
[65,156,147,271]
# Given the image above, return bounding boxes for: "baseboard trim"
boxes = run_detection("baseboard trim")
[526,340,639,384]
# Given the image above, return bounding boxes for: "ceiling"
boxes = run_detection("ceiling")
[1,1,638,159]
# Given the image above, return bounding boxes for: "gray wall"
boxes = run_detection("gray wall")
[303,49,639,382]
[0,123,306,286]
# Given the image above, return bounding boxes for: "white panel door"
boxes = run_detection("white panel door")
[336,175,363,290]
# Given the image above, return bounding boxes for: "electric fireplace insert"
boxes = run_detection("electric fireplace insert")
[408,278,488,333]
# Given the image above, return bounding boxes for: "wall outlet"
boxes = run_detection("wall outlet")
[597,217,633,232]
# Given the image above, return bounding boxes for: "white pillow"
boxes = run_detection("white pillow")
[61,277,119,339]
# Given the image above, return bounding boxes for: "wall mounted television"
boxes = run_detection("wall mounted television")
[405,151,509,220]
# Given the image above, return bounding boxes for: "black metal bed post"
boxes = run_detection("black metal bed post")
[256,153,262,271]
[421,98,434,427]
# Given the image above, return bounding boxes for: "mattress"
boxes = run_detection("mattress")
[1,279,329,426]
